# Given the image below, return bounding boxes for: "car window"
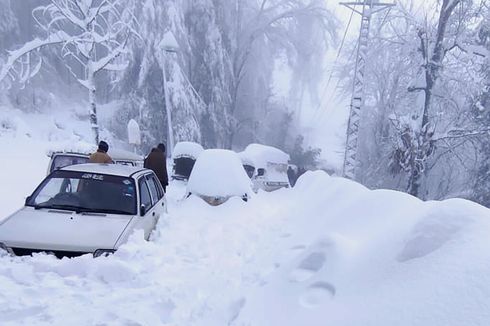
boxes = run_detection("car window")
[146,174,163,203]
[138,177,152,210]
[152,174,164,199]
[51,155,89,173]
[27,170,136,215]
[145,174,159,204]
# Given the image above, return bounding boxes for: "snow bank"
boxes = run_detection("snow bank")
[186,149,252,198]
[234,172,490,326]
[241,143,289,168]
[172,141,204,159]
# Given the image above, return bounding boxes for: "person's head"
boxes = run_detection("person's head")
[157,143,166,153]
[98,141,109,153]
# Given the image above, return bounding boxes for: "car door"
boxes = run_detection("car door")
[145,173,165,225]
[137,176,157,240]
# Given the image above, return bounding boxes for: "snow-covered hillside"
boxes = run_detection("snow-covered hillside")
[1,121,490,325]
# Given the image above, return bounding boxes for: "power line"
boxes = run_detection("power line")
[309,9,355,125]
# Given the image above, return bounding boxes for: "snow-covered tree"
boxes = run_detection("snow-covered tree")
[337,0,488,199]
[228,0,337,148]
[0,0,138,144]
[114,0,203,154]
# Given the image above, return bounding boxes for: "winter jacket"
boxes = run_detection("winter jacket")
[89,150,114,164]
[144,148,169,189]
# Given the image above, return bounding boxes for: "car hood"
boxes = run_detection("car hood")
[0,207,134,253]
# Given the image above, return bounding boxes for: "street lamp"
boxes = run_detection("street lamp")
[158,31,180,158]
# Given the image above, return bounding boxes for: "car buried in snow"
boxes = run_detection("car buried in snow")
[239,144,291,192]
[0,164,165,259]
[186,149,253,206]
[171,141,204,182]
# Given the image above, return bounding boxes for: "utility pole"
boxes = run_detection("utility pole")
[340,0,395,179]
[159,31,180,159]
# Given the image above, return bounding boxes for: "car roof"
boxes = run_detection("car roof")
[51,149,143,161]
[61,163,147,178]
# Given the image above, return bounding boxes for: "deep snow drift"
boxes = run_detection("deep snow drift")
[1,110,490,325]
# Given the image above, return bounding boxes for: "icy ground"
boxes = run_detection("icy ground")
[1,112,490,325]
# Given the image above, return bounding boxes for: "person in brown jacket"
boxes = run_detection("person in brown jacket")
[144,143,169,192]
[89,141,114,164]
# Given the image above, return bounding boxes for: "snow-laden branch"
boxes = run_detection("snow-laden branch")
[0,31,70,83]
[434,128,490,141]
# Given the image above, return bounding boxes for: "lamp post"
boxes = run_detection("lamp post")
[159,31,180,158]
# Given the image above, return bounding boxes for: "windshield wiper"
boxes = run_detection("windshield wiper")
[34,204,90,213]
[87,208,133,215]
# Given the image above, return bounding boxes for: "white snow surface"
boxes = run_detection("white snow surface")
[186,149,252,198]
[2,113,490,325]
[172,141,204,159]
[241,143,290,168]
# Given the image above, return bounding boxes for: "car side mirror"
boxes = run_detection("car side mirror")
[140,204,146,216]
[25,196,31,206]
[257,168,265,177]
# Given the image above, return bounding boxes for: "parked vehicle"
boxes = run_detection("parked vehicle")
[186,149,252,206]
[239,144,290,192]
[172,141,204,181]
[47,147,143,175]
[0,164,165,258]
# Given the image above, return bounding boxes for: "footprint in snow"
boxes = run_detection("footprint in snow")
[289,251,326,283]
[299,281,336,308]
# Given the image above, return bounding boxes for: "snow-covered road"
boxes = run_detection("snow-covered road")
[2,134,490,325]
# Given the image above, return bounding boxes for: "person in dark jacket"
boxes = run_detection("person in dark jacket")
[144,143,169,192]
[89,141,113,164]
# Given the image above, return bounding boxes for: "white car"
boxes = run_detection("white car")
[0,164,165,258]
[239,144,290,192]
[186,149,253,206]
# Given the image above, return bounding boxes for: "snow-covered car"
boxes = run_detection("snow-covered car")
[47,147,144,174]
[171,141,204,181]
[186,149,253,206]
[0,164,165,258]
[239,144,290,192]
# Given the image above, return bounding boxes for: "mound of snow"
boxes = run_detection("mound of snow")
[186,149,252,198]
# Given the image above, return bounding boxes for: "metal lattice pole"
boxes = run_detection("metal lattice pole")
[340,0,395,179]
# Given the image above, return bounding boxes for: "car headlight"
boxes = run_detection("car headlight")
[93,249,116,258]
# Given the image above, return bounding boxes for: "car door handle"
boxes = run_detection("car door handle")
[152,212,155,216]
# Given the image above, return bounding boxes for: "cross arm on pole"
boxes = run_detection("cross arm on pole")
[339,2,396,15]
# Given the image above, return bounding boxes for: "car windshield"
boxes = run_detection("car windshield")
[27,170,137,215]
[51,154,89,173]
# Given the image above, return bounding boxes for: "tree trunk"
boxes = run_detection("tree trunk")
[406,0,461,197]
[407,170,421,197]
[88,72,99,145]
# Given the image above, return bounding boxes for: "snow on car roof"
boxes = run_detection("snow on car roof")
[241,143,290,168]
[173,141,204,159]
[47,142,96,157]
[47,143,143,161]
[61,163,146,177]
[187,149,252,197]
